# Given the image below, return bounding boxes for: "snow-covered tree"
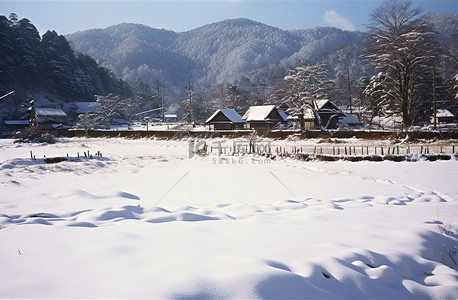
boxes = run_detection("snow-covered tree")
[13,18,44,87]
[178,95,212,124]
[454,74,458,100]
[281,63,334,130]
[41,30,77,96]
[75,113,101,134]
[223,84,245,111]
[0,16,15,79]
[95,94,123,129]
[8,13,18,25]
[363,0,438,128]
[362,73,389,125]
[117,97,142,129]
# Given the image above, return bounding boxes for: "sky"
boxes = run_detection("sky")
[1,0,457,35]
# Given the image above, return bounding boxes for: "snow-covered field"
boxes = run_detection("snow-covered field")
[1,137,457,299]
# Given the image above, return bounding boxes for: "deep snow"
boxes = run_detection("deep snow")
[0,137,457,299]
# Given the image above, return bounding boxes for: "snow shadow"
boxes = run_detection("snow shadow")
[0,191,448,230]
[256,245,456,299]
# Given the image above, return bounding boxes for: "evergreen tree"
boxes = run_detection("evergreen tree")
[0,16,15,83]
[12,18,44,87]
[41,30,77,97]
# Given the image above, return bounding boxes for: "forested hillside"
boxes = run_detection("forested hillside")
[67,15,458,98]
[0,14,130,108]
[67,18,368,92]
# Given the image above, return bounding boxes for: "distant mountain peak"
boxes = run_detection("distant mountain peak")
[66,13,457,99]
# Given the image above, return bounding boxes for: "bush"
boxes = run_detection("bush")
[14,127,57,144]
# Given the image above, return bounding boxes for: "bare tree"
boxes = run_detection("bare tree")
[75,113,101,134]
[118,97,141,129]
[363,0,438,128]
[95,94,122,129]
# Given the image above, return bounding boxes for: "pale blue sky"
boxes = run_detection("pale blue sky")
[1,0,457,35]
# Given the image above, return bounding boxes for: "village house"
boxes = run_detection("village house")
[32,107,68,130]
[431,109,456,124]
[242,105,286,130]
[4,102,69,134]
[294,100,344,130]
[63,102,99,119]
[3,120,29,131]
[164,113,178,123]
[205,109,246,130]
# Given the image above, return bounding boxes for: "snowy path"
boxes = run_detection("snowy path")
[0,138,457,298]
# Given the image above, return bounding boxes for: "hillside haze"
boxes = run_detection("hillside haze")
[67,18,366,90]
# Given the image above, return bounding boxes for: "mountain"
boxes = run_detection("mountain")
[67,14,458,100]
[67,19,367,92]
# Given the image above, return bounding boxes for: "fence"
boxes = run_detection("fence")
[68,129,458,140]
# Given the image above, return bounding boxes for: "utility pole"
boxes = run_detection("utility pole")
[433,65,437,130]
[156,81,165,122]
[161,84,165,122]
[30,99,37,128]
[188,81,195,127]
[347,66,352,114]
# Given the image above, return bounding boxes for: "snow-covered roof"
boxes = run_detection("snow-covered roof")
[4,120,29,126]
[290,100,341,120]
[436,109,454,118]
[51,124,72,129]
[34,107,67,117]
[242,105,283,122]
[315,99,329,110]
[279,111,288,121]
[31,107,68,123]
[315,99,340,111]
[206,109,245,124]
[338,113,363,125]
[164,114,177,118]
[63,102,99,114]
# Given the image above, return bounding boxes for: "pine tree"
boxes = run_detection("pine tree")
[41,30,77,97]
[12,18,44,88]
[0,16,15,81]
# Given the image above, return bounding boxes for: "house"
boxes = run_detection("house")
[3,120,30,131]
[299,100,344,130]
[431,109,456,124]
[205,109,246,130]
[242,105,286,130]
[34,107,67,125]
[164,114,178,123]
[28,106,68,130]
[63,102,99,116]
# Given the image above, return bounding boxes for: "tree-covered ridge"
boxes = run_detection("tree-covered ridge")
[0,14,130,101]
[66,18,367,90]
